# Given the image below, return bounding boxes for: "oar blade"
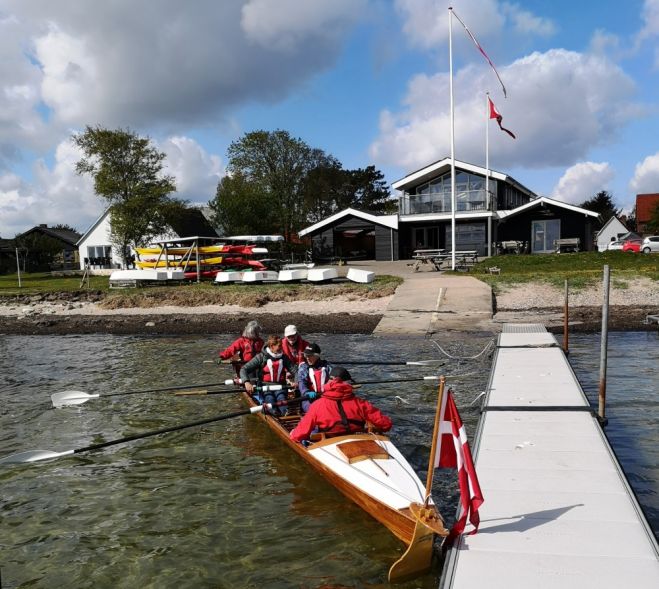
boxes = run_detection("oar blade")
[51,390,99,408]
[0,449,73,465]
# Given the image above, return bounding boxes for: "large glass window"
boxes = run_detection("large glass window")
[531,220,560,253]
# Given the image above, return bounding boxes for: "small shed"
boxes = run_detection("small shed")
[596,216,629,251]
[298,208,399,261]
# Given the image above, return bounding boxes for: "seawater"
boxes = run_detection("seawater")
[0,331,656,588]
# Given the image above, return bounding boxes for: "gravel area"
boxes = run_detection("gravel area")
[495,277,659,309]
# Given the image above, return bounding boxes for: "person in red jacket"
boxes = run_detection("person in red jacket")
[281,324,309,364]
[290,367,392,443]
[219,320,264,378]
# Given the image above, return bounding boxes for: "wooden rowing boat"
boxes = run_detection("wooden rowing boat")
[242,385,450,582]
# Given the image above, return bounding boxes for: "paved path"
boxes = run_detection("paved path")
[341,261,495,336]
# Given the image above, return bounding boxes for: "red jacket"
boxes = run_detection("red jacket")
[219,336,264,363]
[290,380,392,442]
[281,335,309,364]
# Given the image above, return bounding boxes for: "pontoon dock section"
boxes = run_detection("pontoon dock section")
[440,323,659,589]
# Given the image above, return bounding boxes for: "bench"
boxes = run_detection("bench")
[553,238,581,253]
[498,240,524,254]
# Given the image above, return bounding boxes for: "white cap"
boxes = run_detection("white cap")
[284,324,297,336]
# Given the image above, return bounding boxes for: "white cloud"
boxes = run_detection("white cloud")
[241,0,366,52]
[0,139,98,237]
[2,0,364,131]
[551,162,614,205]
[394,0,504,50]
[637,0,659,42]
[501,3,556,37]
[0,135,223,237]
[160,136,224,204]
[629,152,659,194]
[369,49,639,171]
[394,0,554,51]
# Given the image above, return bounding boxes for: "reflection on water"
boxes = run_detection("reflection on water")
[0,331,655,587]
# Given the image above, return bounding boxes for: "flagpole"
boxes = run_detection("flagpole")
[449,7,456,270]
[424,375,446,506]
[485,92,492,257]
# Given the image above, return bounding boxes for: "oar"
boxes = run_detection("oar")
[330,360,443,366]
[51,380,240,408]
[1,397,307,465]
[182,376,441,397]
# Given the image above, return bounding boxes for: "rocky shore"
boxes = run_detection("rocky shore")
[0,279,657,335]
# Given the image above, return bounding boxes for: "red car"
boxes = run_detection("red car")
[622,239,642,253]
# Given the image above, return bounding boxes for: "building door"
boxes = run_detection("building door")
[413,226,439,249]
[531,219,560,253]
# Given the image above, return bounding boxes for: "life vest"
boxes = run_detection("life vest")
[282,336,309,364]
[262,349,287,384]
[307,364,329,393]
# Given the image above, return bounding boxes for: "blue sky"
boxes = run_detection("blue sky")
[1,0,659,237]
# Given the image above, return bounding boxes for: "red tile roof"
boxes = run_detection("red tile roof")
[636,193,659,222]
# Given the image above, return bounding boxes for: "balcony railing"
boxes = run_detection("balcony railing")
[399,189,493,215]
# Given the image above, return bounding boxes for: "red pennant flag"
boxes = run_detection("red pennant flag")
[451,9,507,98]
[435,390,484,538]
[488,97,516,139]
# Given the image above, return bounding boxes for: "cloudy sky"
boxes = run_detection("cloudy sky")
[1,0,658,237]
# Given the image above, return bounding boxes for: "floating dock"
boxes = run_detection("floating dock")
[440,323,659,589]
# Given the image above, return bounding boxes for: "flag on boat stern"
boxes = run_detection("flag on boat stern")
[489,97,516,139]
[434,390,484,538]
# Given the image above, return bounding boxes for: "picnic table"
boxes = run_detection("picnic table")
[410,249,448,271]
[409,249,478,272]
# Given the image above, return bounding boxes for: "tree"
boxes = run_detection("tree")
[51,224,80,233]
[224,130,337,241]
[646,202,659,234]
[579,191,621,227]
[73,126,180,263]
[342,166,395,214]
[209,172,278,236]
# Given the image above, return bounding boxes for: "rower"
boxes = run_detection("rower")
[240,335,298,416]
[281,324,309,364]
[218,320,264,380]
[290,367,392,443]
[296,343,332,413]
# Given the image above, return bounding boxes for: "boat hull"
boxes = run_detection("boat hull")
[243,392,422,544]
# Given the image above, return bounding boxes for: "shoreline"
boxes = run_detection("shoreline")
[0,305,656,336]
[1,277,657,335]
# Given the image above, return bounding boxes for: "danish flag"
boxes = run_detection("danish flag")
[434,390,484,538]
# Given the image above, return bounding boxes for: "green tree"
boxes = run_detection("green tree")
[14,233,63,271]
[579,190,621,227]
[73,125,180,263]
[209,172,278,236]
[646,202,659,234]
[342,166,395,214]
[223,130,337,240]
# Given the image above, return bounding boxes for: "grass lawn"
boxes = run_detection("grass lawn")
[0,272,403,307]
[470,251,659,293]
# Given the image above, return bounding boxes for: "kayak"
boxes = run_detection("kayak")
[135,245,266,256]
[135,256,224,268]
[242,390,449,582]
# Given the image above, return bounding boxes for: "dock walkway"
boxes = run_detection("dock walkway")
[440,323,659,589]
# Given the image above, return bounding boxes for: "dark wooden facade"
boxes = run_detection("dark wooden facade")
[311,215,397,261]
[498,203,596,252]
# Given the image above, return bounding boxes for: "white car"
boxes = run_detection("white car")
[641,236,659,253]
[607,240,624,251]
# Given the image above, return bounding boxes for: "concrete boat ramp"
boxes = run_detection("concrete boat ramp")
[440,324,659,589]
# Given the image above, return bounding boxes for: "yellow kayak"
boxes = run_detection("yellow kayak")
[135,244,260,255]
[136,256,223,268]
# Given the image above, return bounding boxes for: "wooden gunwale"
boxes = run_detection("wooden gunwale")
[242,392,417,544]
